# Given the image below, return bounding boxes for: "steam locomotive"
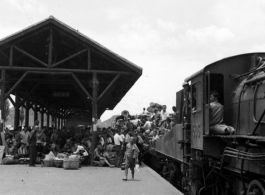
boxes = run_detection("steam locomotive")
[144,53,265,195]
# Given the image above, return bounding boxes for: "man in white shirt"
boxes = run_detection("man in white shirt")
[73,143,89,156]
[160,105,169,121]
[114,130,123,167]
[143,117,152,131]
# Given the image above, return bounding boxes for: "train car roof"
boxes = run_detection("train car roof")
[184,52,265,83]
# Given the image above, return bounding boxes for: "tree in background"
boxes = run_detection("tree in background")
[2,99,10,122]
[20,108,25,126]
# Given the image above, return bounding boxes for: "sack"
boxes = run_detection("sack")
[2,158,19,165]
[44,151,56,160]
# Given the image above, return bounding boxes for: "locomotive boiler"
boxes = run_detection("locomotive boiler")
[145,53,265,195]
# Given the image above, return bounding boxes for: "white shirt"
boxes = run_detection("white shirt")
[114,133,123,145]
[100,137,105,146]
[160,110,169,121]
[143,121,152,130]
[152,135,159,142]
[73,145,88,156]
[120,134,125,142]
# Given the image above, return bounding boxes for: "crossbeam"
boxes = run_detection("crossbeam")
[4,72,28,100]
[0,66,133,75]
[13,46,48,68]
[97,74,120,103]
[51,49,87,68]
[71,73,92,100]
[19,83,39,107]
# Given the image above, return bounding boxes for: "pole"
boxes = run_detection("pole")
[25,100,29,127]
[91,73,98,164]
[0,69,6,132]
[14,91,20,129]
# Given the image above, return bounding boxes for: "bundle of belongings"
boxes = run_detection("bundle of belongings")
[2,154,19,165]
[63,154,80,169]
[54,153,66,168]
[42,151,56,167]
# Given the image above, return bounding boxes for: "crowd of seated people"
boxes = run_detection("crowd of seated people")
[2,125,94,164]
[1,104,175,166]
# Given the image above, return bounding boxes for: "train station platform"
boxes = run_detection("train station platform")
[0,164,183,195]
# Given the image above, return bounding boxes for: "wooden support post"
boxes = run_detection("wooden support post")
[9,46,13,66]
[91,73,98,164]
[0,69,6,131]
[25,100,29,127]
[54,117,57,129]
[51,115,54,129]
[41,107,44,128]
[34,101,38,122]
[58,117,60,129]
[14,91,20,130]
[47,113,50,128]
[61,110,64,128]
[88,49,91,70]
[48,28,53,67]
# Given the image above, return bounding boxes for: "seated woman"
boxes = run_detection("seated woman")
[63,139,72,153]
[106,134,114,151]
[18,142,28,158]
[93,144,114,167]
[49,141,61,156]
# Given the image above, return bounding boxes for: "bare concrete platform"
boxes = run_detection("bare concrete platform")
[0,164,183,195]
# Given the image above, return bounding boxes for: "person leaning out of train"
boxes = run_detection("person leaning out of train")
[143,116,152,132]
[152,131,159,142]
[161,117,172,134]
[160,105,169,121]
[209,91,235,135]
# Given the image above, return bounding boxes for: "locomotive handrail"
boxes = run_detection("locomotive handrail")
[244,74,265,85]
[253,83,265,124]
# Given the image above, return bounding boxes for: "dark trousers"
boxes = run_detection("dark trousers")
[137,144,143,165]
[36,144,43,157]
[29,146,37,165]
[115,145,121,167]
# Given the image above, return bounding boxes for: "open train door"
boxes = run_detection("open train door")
[204,71,210,135]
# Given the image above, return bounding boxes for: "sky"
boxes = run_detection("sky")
[1,0,265,121]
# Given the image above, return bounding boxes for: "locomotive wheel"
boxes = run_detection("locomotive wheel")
[247,179,265,195]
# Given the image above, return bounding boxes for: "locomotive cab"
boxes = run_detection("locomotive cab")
[184,53,265,195]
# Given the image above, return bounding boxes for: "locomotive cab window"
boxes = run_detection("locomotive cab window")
[205,74,224,105]
[192,82,202,112]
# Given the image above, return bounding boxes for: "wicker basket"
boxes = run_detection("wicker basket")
[63,160,80,170]
[109,158,115,165]
[43,159,54,167]
[54,159,63,168]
